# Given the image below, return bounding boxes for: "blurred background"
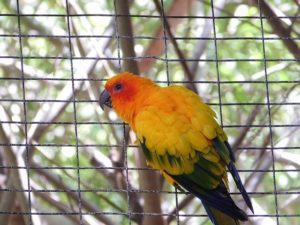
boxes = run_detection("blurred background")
[0,0,299,225]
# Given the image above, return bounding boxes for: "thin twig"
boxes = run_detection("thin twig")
[232,105,262,153]
[138,0,192,74]
[153,0,197,93]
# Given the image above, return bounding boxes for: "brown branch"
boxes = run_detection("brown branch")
[232,105,262,153]
[0,120,31,225]
[287,3,300,35]
[134,151,166,225]
[200,0,272,34]
[138,0,192,74]
[0,177,16,225]
[0,137,16,225]
[68,0,119,71]
[252,0,300,59]
[153,0,197,93]
[239,83,299,151]
[115,0,139,73]
[22,53,99,161]
[33,142,126,214]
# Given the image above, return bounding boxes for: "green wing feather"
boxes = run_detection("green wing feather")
[213,137,254,213]
[140,138,249,225]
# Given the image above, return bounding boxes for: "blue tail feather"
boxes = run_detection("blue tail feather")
[228,162,254,213]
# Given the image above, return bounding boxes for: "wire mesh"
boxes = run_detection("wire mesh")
[0,0,300,225]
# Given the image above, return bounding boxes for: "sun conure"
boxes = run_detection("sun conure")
[100,72,253,225]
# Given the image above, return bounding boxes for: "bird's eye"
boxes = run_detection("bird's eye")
[113,83,123,92]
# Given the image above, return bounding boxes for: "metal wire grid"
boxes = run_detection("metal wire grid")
[0,0,300,225]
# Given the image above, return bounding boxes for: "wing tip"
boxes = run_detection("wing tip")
[228,162,254,213]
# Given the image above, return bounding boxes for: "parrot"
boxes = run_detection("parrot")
[100,72,253,225]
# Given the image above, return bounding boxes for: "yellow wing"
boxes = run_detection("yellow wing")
[134,85,226,178]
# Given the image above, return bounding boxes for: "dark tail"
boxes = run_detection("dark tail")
[171,175,248,223]
[228,162,254,213]
[219,139,254,212]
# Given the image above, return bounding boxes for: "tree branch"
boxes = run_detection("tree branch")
[138,0,192,75]
[252,0,300,59]
[114,0,139,73]
[232,105,261,153]
[0,115,32,225]
[153,0,197,93]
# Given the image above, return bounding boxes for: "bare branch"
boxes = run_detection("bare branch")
[134,151,166,225]
[114,0,139,73]
[232,105,261,153]
[139,0,192,74]
[252,0,300,59]
[153,0,197,93]
[0,106,40,225]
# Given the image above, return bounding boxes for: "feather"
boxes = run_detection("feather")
[225,141,236,162]
[213,137,254,213]
[228,162,254,213]
[171,173,248,221]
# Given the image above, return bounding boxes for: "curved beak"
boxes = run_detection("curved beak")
[99,89,112,110]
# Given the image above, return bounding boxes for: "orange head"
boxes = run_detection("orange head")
[100,72,157,123]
